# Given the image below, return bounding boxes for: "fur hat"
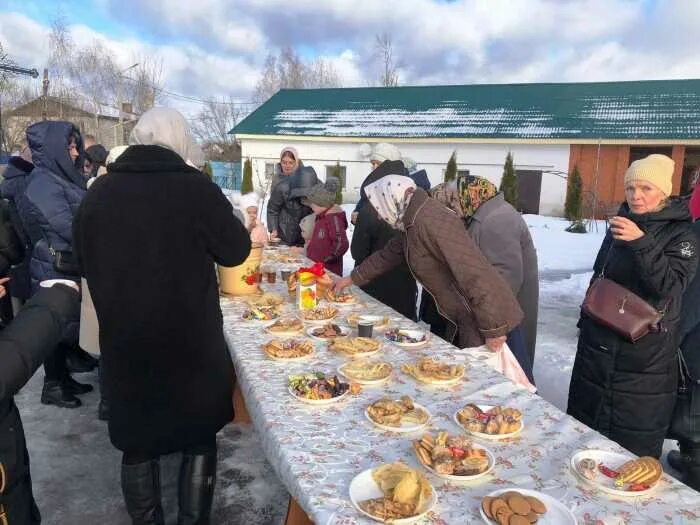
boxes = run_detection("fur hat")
[624,154,674,197]
[304,177,340,208]
[370,142,401,163]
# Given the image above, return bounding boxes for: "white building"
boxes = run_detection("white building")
[232,80,700,216]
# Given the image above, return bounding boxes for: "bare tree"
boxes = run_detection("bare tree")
[375,33,399,87]
[253,47,341,104]
[190,96,242,159]
[123,57,164,114]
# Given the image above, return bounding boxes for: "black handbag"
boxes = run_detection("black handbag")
[668,350,700,442]
[49,246,81,277]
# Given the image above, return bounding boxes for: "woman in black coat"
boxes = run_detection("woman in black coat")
[0,280,79,525]
[351,160,418,320]
[568,154,697,458]
[266,165,318,246]
[73,108,251,525]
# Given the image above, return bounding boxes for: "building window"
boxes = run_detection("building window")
[264,163,276,180]
[325,165,347,188]
[629,146,673,164]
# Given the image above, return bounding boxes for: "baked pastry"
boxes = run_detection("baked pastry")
[615,457,662,487]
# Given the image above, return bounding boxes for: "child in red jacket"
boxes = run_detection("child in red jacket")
[300,177,349,276]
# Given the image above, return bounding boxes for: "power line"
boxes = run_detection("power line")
[120,75,257,107]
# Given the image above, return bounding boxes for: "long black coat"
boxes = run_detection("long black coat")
[73,145,251,455]
[0,285,79,525]
[266,166,317,247]
[351,160,417,320]
[567,199,697,458]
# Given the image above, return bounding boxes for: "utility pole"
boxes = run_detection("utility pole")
[116,63,138,145]
[42,69,49,120]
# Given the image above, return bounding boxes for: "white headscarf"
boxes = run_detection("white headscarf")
[129,107,201,167]
[230,192,262,229]
[364,175,416,231]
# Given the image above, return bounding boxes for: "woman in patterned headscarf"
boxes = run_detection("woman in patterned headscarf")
[426,174,539,379]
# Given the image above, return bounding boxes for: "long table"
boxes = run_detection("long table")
[222,258,700,524]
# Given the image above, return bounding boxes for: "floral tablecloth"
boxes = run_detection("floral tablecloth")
[222,258,700,525]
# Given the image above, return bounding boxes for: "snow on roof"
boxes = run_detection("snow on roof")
[233,79,700,140]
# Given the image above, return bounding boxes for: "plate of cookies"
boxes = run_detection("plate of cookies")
[570,450,663,497]
[412,431,494,481]
[480,488,574,524]
[454,404,523,439]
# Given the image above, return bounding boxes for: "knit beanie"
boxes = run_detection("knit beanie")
[370,142,401,163]
[304,177,340,208]
[624,154,674,197]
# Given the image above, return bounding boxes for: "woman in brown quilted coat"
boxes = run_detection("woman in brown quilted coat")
[334,173,522,350]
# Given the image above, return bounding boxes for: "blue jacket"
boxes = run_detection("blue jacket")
[21,121,86,289]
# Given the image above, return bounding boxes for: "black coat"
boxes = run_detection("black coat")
[351,160,418,320]
[73,145,251,455]
[567,199,698,458]
[679,221,700,379]
[0,285,79,525]
[266,166,317,246]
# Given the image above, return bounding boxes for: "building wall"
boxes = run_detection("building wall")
[240,138,570,216]
[570,144,686,217]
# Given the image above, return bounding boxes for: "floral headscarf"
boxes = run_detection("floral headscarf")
[457,174,498,219]
[365,175,417,231]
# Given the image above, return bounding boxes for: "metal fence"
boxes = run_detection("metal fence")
[211,161,241,191]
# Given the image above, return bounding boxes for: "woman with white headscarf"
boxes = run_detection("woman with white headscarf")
[73,108,251,524]
[334,173,523,351]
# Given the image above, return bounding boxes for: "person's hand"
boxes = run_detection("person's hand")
[247,217,257,233]
[333,276,353,293]
[610,216,644,242]
[271,229,279,240]
[0,277,9,298]
[485,335,507,352]
[351,211,359,225]
[290,246,304,254]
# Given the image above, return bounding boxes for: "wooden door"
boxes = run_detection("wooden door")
[516,170,542,214]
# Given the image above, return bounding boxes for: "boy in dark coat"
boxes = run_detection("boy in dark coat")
[300,177,349,276]
[0,279,79,525]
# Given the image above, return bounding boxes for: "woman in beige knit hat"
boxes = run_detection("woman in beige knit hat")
[568,154,698,459]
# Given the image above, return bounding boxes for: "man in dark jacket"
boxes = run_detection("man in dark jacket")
[351,160,421,320]
[20,121,94,408]
[1,146,36,305]
[267,166,318,246]
[0,279,80,525]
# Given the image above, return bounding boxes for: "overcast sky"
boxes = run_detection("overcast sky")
[2,0,700,117]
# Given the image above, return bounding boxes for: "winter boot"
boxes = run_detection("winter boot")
[62,374,94,395]
[177,452,217,524]
[41,380,81,409]
[66,346,99,373]
[121,460,165,525]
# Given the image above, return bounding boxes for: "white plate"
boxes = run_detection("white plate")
[480,488,576,525]
[337,362,392,385]
[348,314,390,328]
[365,402,431,433]
[306,325,350,341]
[404,365,464,386]
[329,339,382,359]
[385,329,429,348]
[453,406,524,440]
[263,347,314,362]
[287,385,350,405]
[263,320,304,337]
[570,449,659,497]
[419,443,495,482]
[300,313,338,325]
[242,313,280,323]
[349,467,437,524]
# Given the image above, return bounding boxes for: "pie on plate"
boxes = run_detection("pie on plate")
[401,357,465,384]
[338,360,392,384]
[265,317,304,335]
[366,396,430,432]
[261,338,314,360]
[246,292,285,307]
[328,337,381,357]
[350,463,436,523]
[570,450,663,496]
[412,431,494,480]
[346,314,390,328]
[454,404,523,438]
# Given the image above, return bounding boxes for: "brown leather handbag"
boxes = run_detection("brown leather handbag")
[582,277,665,342]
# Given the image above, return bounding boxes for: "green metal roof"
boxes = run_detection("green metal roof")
[232,79,700,140]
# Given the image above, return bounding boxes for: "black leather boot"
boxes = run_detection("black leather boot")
[41,380,81,408]
[66,346,99,373]
[121,460,165,525]
[62,374,94,395]
[177,452,217,525]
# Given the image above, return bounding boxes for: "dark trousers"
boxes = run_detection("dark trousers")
[43,341,69,382]
[123,437,217,465]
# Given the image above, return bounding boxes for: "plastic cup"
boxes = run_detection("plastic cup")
[358,320,374,338]
[281,269,292,281]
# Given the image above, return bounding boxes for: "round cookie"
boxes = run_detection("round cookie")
[482,496,494,519]
[496,507,514,525]
[507,495,531,516]
[500,491,521,500]
[490,498,508,518]
[527,511,539,523]
[525,496,546,514]
[509,515,531,525]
